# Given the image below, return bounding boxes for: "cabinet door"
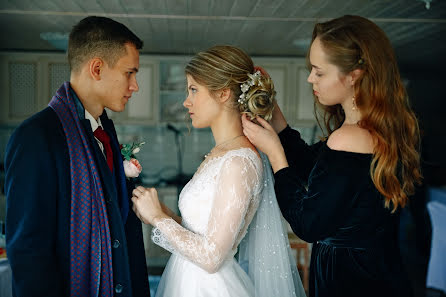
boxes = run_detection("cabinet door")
[158,60,188,123]
[125,60,158,124]
[263,64,289,112]
[47,60,70,102]
[295,63,315,123]
[0,54,41,124]
[251,58,316,126]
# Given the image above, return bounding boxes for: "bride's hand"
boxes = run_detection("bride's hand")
[131,186,167,225]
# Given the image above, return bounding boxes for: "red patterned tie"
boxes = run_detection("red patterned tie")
[93,127,114,173]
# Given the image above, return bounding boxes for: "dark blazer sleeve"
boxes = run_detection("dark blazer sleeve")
[274,148,364,243]
[278,125,322,182]
[5,113,67,297]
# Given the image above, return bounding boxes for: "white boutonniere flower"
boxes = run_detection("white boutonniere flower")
[120,141,145,178]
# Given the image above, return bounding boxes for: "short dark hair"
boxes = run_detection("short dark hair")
[68,16,143,73]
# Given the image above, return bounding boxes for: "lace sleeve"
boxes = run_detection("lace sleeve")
[151,154,261,273]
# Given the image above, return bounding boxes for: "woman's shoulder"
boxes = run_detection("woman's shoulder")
[327,124,374,154]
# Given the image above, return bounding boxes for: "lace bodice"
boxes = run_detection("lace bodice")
[152,148,263,273]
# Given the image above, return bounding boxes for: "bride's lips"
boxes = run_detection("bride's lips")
[313,90,319,96]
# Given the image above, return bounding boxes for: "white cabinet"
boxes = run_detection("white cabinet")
[0,53,42,124]
[0,52,158,125]
[0,53,74,124]
[0,52,316,127]
[158,58,189,123]
[295,62,315,123]
[254,58,316,127]
[108,57,159,124]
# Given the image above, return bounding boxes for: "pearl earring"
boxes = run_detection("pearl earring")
[352,96,357,111]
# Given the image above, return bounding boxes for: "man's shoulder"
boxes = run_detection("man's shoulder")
[15,107,60,134]
[9,107,65,148]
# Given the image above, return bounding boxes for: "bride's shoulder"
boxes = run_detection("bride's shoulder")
[220,147,262,174]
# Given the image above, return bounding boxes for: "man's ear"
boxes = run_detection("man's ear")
[217,88,232,103]
[89,58,104,81]
[350,68,364,86]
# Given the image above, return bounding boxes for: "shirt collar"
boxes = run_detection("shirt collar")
[85,109,103,132]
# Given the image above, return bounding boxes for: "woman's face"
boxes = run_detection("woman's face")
[183,74,222,128]
[307,37,354,107]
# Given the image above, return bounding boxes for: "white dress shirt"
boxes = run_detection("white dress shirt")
[85,109,106,158]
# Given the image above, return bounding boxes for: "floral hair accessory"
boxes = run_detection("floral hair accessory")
[121,141,145,178]
[238,70,262,106]
[253,66,269,78]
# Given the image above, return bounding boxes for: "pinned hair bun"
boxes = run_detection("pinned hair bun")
[237,70,276,121]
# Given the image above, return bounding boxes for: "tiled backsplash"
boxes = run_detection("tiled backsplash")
[0,122,319,184]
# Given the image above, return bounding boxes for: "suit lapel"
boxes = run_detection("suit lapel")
[101,115,130,223]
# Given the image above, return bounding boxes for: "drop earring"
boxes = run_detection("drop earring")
[352,96,357,111]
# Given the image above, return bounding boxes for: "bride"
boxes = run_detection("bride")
[131,45,305,297]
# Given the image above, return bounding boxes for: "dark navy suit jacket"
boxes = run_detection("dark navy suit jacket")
[4,95,150,296]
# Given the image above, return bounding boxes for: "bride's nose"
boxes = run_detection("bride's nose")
[183,96,192,108]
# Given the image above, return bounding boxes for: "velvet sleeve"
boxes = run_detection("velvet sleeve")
[274,147,367,243]
[278,125,322,182]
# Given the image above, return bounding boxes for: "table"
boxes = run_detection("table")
[426,187,446,294]
[0,258,12,297]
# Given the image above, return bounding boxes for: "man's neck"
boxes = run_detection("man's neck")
[70,78,104,120]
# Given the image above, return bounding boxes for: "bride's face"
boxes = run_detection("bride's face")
[184,74,222,128]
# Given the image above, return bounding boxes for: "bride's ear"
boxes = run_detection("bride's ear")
[216,88,232,104]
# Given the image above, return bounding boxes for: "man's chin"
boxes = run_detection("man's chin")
[108,105,126,113]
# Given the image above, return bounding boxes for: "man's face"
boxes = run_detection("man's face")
[98,43,140,112]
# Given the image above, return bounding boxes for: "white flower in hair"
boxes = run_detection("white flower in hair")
[238,70,262,105]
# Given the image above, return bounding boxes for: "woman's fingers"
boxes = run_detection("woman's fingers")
[255,116,274,132]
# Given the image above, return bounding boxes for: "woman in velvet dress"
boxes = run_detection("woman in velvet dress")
[242,15,422,297]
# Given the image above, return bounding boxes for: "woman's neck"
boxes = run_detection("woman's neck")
[210,111,244,146]
[341,98,362,125]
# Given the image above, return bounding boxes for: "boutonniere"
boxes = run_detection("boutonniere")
[120,141,145,178]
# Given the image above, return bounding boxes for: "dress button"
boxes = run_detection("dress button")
[115,284,123,294]
[113,239,120,248]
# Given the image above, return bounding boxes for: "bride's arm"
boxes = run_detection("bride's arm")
[152,156,261,274]
[160,201,182,224]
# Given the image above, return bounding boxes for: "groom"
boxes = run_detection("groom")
[4,16,149,296]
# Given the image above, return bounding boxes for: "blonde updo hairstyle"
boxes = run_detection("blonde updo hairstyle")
[185,45,276,120]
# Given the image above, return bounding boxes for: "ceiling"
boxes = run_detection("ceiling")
[1,0,445,72]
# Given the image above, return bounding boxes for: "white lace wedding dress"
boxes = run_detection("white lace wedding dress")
[151,148,305,297]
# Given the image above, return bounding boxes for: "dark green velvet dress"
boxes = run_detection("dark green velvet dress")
[274,126,412,297]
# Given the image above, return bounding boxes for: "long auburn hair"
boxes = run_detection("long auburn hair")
[309,15,422,212]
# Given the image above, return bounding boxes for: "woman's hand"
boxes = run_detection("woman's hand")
[131,186,168,225]
[242,114,289,173]
[270,101,288,134]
